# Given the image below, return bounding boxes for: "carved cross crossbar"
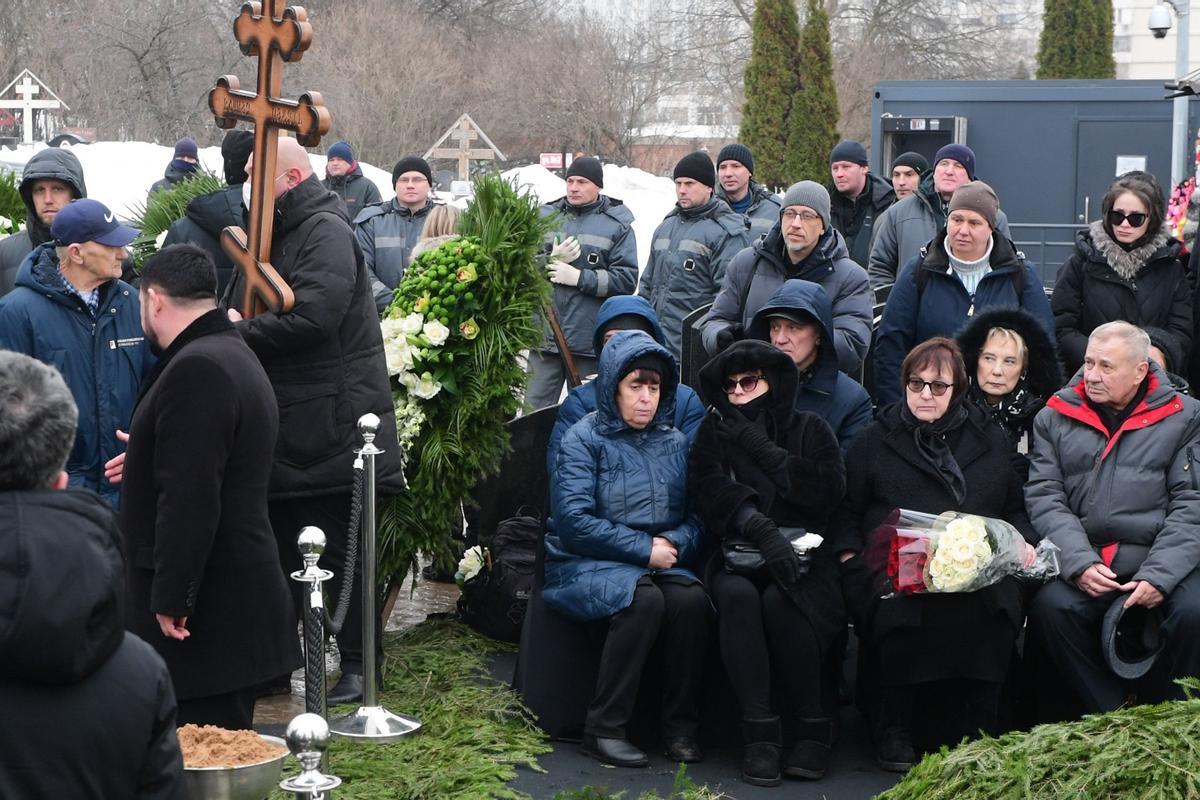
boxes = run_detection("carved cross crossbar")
[208,0,331,319]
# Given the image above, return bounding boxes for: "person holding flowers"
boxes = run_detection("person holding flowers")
[543,330,708,769]
[831,337,1036,771]
[688,339,846,785]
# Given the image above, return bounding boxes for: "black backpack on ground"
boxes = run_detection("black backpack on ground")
[457,508,541,642]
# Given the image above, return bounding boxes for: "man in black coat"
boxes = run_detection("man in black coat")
[225,137,406,704]
[120,244,301,728]
[0,350,185,798]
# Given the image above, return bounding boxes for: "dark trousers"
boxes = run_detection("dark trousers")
[586,576,709,740]
[269,494,381,674]
[1030,571,1200,713]
[177,686,257,729]
[711,570,824,720]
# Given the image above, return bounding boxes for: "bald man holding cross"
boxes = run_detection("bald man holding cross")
[223,137,405,704]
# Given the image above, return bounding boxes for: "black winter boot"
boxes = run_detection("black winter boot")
[874,686,916,773]
[741,717,782,787]
[783,718,833,779]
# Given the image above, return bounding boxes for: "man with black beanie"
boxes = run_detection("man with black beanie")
[354,155,440,313]
[638,151,751,356]
[160,129,256,294]
[526,156,639,409]
[322,140,382,218]
[889,152,927,200]
[828,140,895,271]
[714,143,782,240]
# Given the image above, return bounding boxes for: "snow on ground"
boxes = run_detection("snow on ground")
[0,140,397,221]
[0,142,678,269]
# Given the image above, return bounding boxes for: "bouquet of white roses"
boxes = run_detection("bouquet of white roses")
[880,509,1059,595]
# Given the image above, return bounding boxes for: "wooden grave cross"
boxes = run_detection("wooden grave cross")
[424,114,506,182]
[0,70,66,145]
[208,0,331,319]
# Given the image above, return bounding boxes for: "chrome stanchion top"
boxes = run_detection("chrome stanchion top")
[279,713,342,798]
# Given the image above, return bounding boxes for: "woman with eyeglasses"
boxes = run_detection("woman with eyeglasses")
[830,337,1036,772]
[1053,172,1191,378]
[688,339,845,785]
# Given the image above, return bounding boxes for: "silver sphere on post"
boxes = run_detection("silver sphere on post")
[296,526,326,567]
[280,713,342,795]
[357,412,380,445]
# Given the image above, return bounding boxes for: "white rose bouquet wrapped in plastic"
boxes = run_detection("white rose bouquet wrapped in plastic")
[880,509,1059,595]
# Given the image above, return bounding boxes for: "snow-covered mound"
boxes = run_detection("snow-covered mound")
[0,140,396,221]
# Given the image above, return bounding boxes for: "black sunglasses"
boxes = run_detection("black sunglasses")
[1107,209,1148,228]
[906,378,953,396]
[723,374,764,393]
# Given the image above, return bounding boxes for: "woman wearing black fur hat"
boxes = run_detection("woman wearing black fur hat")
[1052,172,1192,378]
[688,340,846,785]
[956,307,1064,470]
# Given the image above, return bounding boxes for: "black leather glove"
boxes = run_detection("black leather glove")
[713,326,738,354]
[716,414,778,457]
[742,513,801,585]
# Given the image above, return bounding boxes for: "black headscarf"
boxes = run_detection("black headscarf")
[899,399,969,505]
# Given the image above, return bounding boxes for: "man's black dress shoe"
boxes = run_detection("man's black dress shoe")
[664,736,703,763]
[580,734,649,767]
[328,672,364,705]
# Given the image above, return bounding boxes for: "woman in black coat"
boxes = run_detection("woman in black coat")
[956,307,1064,473]
[689,340,846,786]
[1052,172,1192,377]
[831,337,1035,771]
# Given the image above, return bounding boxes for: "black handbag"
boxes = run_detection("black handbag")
[722,526,810,576]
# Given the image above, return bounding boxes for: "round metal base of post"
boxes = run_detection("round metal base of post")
[329,706,421,742]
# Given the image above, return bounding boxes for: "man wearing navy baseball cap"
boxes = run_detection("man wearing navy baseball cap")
[0,197,152,510]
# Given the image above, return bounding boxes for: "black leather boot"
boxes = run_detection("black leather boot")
[580,734,649,767]
[741,716,782,787]
[783,717,833,779]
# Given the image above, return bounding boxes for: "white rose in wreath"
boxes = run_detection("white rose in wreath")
[400,312,425,335]
[423,319,450,346]
[413,371,443,400]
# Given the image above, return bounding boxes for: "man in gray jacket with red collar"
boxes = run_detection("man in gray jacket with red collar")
[1026,321,1200,713]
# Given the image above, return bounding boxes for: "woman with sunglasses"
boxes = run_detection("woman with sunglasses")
[831,337,1036,772]
[689,339,845,785]
[1052,172,1191,378]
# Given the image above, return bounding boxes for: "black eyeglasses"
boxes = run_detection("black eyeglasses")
[906,378,953,396]
[723,374,765,393]
[1107,209,1148,228]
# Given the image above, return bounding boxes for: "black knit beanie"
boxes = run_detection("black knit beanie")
[392,156,432,186]
[891,151,929,174]
[566,156,604,188]
[829,141,869,166]
[673,151,716,188]
[716,143,754,174]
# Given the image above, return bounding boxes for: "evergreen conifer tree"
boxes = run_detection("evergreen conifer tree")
[740,0,801,188]
[1037,0,1115,77]
[787,0,840,184]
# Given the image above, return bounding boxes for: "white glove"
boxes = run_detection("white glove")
[550,236,581,263]
[546,260,581,287]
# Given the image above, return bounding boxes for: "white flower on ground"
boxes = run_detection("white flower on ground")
[423,319,450,346]
[456,545,488,587]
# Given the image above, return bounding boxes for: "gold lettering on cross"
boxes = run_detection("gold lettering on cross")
[207,0,331,319]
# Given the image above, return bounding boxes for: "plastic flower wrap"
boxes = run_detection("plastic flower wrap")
[455,545,489,590]
[876,509,1060,595]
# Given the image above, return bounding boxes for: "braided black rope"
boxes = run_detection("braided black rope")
[304,597,326,715]
[323,461,364,635]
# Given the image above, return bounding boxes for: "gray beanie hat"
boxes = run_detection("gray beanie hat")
[780,181,831,230]
[948,180,1000,229]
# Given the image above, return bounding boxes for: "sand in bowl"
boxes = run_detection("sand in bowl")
[178,724,287,768]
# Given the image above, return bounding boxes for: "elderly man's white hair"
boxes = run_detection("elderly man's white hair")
[1089,321,1151,363]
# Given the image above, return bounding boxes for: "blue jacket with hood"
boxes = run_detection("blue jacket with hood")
[749,279,873,452]
[547,294,706,473]
[544,331,703,621]
[0,244,153,508]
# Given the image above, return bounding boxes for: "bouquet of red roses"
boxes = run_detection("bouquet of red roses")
[876,509,1059,595]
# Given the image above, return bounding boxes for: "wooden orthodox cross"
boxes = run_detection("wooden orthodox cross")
[208,0,331,319]
[0,70,66,145]
[424,114,506,182]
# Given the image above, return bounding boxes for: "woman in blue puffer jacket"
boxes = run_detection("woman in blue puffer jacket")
[544,330,709,769]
